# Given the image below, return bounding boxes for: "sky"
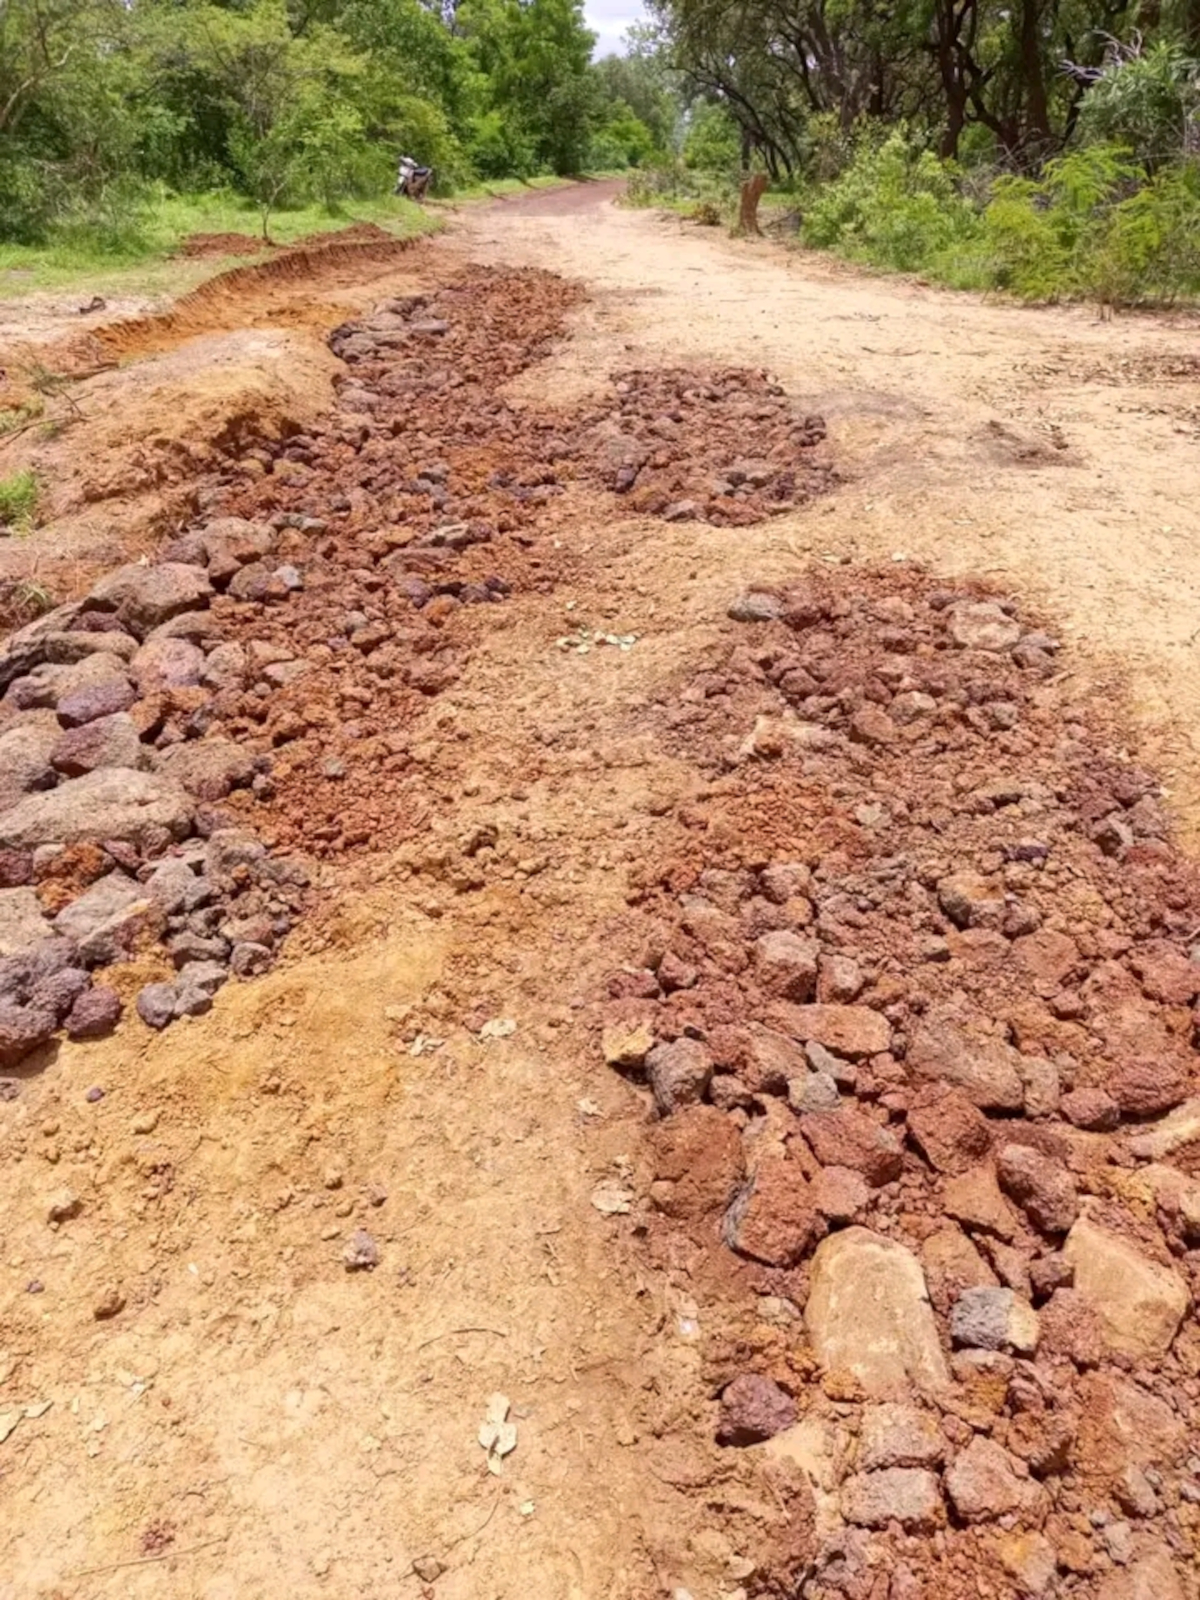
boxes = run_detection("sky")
[586,0,643,57]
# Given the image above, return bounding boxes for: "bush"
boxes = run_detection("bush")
[681,101,741,175]
[466,111,537,180]
[0,471,39,533]
[802,130,980,272]
[1077,42,1200,171]
[981,145,1200,302]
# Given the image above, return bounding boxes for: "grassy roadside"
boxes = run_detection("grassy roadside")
[0,191,441,301]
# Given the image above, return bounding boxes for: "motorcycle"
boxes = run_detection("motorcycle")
[395,155,433,202]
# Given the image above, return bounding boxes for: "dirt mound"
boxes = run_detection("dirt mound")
[174,232,272,259]
[57,228,425,369]
[600,564,1200,1595]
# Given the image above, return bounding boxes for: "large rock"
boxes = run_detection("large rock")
[0,719,60,811]
[944,1436,1040,1522]
[716,1375,797,1445]
[724,1157,824,1267]
[1073,1372,1187,1475]
[753,931,818,1000]
[805,1228,949,1397]
[646,1037,712,1115]
[0,887,53,957]
[800,1108,904,1186]
[1109,1057,1191,1117]
[88,562,213,638]
[840,1468,942,1531]
[0,601,82,692]
[1128,1098,1200,1161]
[948,602,1022,652]
[771,1003,890,1059]
[906,1083,992,1174]
[53,872,143,942]
[0,1000,58,1067]
[51,713,146,777]
[131,635,206,695]
[907,1013,1024,1111]
[153,739,256,801]
[1063,1218,1189,1361]
[949,1286,1039,1354]
[859,1404,943,1470]
[0,768,194,850]
[648,1105,744,1221]
[996,1144,1079,1235]
[55,676,138,728]
[996,1533,1057,1598]
[1097,1550,1185,1600]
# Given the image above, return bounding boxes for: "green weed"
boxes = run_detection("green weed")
[0,470,40,533]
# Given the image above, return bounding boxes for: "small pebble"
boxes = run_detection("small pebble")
[85,1087,105,1104]
[343,1229,379,1271]
[27,1280,44,1294]
[93,1285,126,1320]
[132,1110,160,1135]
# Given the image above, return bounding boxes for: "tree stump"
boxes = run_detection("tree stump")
[738,174,768,236]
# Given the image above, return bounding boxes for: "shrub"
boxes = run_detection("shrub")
[0,470,39,533]
[802,130,979,272]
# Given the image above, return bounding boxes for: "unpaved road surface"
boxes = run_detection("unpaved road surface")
[1,188,1199,1600]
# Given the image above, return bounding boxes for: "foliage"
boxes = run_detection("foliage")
[682,102,742,174]
[803,130,979,272]
[0,0,663,249]
[1076,40,1200,169]
[0,470,39,532]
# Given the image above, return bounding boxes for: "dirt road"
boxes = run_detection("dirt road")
[1,189,1199,1600]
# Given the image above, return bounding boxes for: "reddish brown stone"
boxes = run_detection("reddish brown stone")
[1072,1372,1187,1476]
[1037,1287,1104,1367]
[800,1108,904,1187]
[716,1374,797,1445]
[1109,1057,1190,1117]
[1129,940,1200,1005]
[1060,1086,1120,1131]
[724,1156,824,1267]
[648,1105,745,1221]
[770,1003,891,1059]
[753,930,818,1000]
[921,1226,998,1317]
[906,1083,992,1175]
[996,1144,1079,1235]
[1012,928,1080,995]
[1006,1410,1075,1477]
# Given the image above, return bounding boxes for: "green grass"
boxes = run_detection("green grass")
[0,189,441,299]
[0,469,39,532]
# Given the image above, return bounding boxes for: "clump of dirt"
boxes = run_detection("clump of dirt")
[174,232,272,259]
[600,565,1200,1595]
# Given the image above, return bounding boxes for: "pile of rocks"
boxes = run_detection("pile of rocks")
[174,267,838,859]
[1,264,840,1071]
[571,366,834,524]
[0,550,313,1069]
[602,571,1200,1597]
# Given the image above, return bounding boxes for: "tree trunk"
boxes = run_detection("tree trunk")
[1019,0,1052,151]
[738,174,768,236]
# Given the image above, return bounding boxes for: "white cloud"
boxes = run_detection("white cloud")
[585,0,643,57]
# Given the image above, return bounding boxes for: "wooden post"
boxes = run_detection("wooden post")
[737,173,768,236]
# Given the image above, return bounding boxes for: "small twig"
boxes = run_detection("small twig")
[441,1494,500,1554]
[417,1325,508,1350]
[66,1536,227,1579]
